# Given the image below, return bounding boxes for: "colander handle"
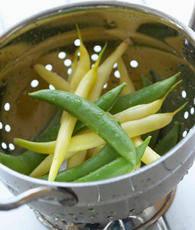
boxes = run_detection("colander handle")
[0,186,78,211]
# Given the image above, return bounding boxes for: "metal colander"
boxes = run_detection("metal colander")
[0,0,194,226]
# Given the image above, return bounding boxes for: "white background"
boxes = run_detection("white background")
[0,0,194,31]
[0,0,195,229]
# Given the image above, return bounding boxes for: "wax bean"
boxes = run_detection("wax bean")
[34,64,70,91]
[118,57,135,94]
[89,38,132,100]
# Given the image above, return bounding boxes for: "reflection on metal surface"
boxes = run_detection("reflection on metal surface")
[156,217,170,230]
[0,186,78,211]
[136,22,178,41]
[34,190,175,230]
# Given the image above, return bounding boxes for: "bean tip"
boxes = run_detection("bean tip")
[146,135,152,142]
[75,24,82,43]
[163,79,183,99]
[176,72,181,78]
[13,138,17,144]
[28,92,34,97]
[33,63,41,70]
[173,102,188,116]
[120,82,127,88]
[124,36,134,45]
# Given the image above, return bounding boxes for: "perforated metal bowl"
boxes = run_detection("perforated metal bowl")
[0,0,194,225]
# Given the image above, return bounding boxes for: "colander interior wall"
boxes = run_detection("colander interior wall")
[0,1,194,224]
[0,4,194,152]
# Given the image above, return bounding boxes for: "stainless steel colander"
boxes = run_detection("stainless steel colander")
[0,0,194,226]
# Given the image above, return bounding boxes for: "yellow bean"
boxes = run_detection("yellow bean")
[34,64,70,91]
[124,113,173,136]
[14,138,55,154]
[70,28,90,91]
[30,150,86,178]
[117,58,142,170]
[16,110,181,155]
[133,137,160,164]
[87,146,103,158]
[89,38,132,100]
[117,57,135,94]
[29,132,159,178]
[67,151,87,169]
[14,130,102,155]
[113,80,182,123]
[134,162,141,170]
[66,112,176,152]
[68,49,79,84]
[41,45,104,181]
[113,99,163,123]
[114,80,181,166]
[66,44,107,168]
[49,113,76,181]
[116,60,158,168]
[30,155,53,178]
[123,101,187,137]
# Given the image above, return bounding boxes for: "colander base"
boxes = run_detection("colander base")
[34,189,175,230]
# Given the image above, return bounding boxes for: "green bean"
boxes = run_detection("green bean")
[133,137,160,164]
[73,83,126,134]
[36,110,62,142]
[48,43,106,181]
[16,100,185,160]
[15,75,179,155]
[93,83,126,111]
[41,136,150,182]
[45,84,126,138]
[41,144,118,181]
[143,130,160,149]
[150,69,163,82]
[15,83,127,153]
[0,110,61,174]
[76,158,130,182]
[110,73,179,114]
[0,151,45,175]
[154,121,180,155]
[29,90,137,165]
[75,137,150,182]
[141,74,152,88]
